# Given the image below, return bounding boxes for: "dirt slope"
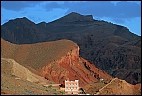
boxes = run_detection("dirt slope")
[1,58,51,84]
[1,38,78,70]
[1,58,62,95]
[84,78,141,95]
[98,78,141,95]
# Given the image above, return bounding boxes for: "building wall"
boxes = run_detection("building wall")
[65,80,79,94]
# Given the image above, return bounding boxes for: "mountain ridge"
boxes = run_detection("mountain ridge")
[1,12,141,85]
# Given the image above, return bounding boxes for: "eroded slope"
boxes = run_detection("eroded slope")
[1,38,112,87]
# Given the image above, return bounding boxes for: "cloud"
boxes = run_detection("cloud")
[63,1,140,18]
[2,1,140,19]
[1,1,67,24]
[41,1,141,23]
[1,1,44,11]
[43,2,65,11]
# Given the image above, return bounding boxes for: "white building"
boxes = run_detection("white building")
[65,80,79,94]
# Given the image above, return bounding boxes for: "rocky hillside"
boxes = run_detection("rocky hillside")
[84,78,141,95]
[98,78,141,95]
[1,12,141,84]
[1,38,112,87]
[1,58,62,95]
[1,58,51,84]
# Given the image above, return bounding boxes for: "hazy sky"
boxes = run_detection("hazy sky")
[1,1,141,36]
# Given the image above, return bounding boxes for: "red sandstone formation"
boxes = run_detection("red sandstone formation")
[40,47,112,87]
[1,38,112,87]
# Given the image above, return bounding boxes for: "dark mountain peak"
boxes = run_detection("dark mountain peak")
[54,12,94,23]
[66,12,82,17]
[4,17,35,26]
[21,17,29,20]
[9,17,30,22]
[16,17,35,24]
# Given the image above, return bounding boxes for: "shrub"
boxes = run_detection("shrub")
[48,85,52,88]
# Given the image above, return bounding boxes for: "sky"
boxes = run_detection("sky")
[1,1,141,36]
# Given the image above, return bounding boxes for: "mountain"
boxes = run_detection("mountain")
[1,12,141,84]
[1,38,112,87]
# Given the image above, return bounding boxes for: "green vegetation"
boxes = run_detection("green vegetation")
[48,85,52,88]
[60,91,65,95]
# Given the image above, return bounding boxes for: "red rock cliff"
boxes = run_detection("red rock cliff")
[40,46,112,87]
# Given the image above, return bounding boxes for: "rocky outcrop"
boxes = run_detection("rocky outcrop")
[37,43,112,87]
